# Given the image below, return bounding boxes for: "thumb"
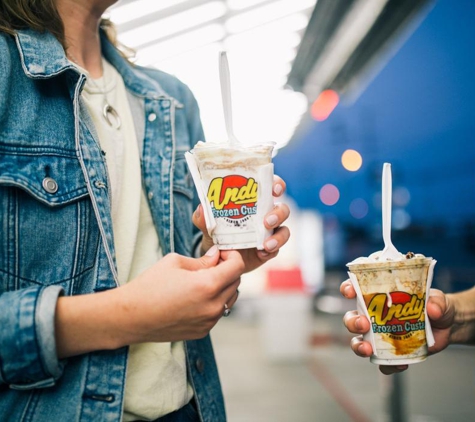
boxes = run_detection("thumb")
[194,244,220,270]
[166,246,220,272]
[206,249,246,285]
[192,204,207,232]
[190,247,244,285]
[192,204,215,253]
[427,289,454,329]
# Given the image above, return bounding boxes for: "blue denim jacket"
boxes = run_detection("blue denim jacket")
[0,29,226,421]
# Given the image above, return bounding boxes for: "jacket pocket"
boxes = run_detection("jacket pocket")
[0,150,100,290]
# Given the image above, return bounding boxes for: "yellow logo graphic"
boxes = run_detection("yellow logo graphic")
[367,293,424,325]
[207,176,258,210]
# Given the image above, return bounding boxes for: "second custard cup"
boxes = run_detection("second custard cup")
[347,256,437,365]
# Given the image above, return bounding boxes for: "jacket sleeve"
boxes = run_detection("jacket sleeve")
[0,285,65,389]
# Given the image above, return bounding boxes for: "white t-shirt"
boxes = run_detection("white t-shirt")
[80,58,193,421]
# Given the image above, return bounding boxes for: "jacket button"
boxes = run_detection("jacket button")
[195,358,205,373]
[148,113,157,122]
[42,177,58,194]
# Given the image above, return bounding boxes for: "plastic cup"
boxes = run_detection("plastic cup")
[347,256,436,365]
[185,142,275,249]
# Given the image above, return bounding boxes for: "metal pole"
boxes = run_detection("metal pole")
[388,372,408,422]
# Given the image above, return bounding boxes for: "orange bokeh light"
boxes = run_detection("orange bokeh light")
[341,149,363,171]
[311,89,339,121]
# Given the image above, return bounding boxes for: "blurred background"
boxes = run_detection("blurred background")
[109,0,475,420]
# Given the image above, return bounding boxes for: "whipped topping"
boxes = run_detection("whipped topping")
[348,250,425,265]
[191,141,274,170]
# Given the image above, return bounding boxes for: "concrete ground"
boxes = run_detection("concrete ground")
[211,297,475,422]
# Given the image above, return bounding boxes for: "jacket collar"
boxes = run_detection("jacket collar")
[15,29,74,77]
[15,28,173,101]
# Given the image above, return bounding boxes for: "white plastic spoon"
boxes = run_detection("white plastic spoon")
[379,162,401,261]
[219,51,239,144]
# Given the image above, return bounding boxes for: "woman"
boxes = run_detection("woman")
[0,1,291,421]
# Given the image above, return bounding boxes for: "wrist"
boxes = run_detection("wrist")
[110,283,149,346]
[447,288,475,345]
[55,287,139,358]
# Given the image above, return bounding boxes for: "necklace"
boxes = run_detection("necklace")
[88,75,122,130]
[68,54,122,130]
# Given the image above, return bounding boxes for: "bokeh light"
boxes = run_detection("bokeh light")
[341,149,363,171]
[319,184,340,206]
[393,187,411,207]
[393,209,411,230]
[310,89,339,121]
[349,198,369,219]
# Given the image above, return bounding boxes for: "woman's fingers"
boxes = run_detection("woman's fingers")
[264,225,290,253]
[350,335,373,357]
[272,175,286,197]
[344,310,373,358]
[343,310,371,334]
[223,282,241,309]
[340,279,357,299]
[264,202,290,230]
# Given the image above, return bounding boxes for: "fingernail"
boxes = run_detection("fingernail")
[343,285,352,297]
[355,317,362,330]
[205,245,218,256]
[266,214,278,226]
[265,239,278,251]
[357,344,365,355]
[273,184,283,195]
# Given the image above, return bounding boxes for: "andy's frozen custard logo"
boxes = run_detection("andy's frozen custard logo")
[207,175,258,220]
[364,292,426,337]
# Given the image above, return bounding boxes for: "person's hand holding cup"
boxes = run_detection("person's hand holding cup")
[344,252,437,368]
[187,141,290,273]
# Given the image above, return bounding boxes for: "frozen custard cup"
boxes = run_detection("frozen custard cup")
[347,255,437,365]
[185,141,275,250]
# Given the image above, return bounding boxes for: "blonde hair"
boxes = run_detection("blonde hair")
[0,0,66,46]
[0,0,131,58]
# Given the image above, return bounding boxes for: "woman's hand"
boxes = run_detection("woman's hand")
[192,175,291,273]
[340,280,456,374]
[55,246,244,358]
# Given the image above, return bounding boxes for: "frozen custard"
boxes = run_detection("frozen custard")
[347,251,436,365]
[185,141,275,249]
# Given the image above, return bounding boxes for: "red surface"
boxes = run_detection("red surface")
[266,267,304,291]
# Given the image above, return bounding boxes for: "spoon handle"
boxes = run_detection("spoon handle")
[382,162,392,245]
[219,51,236,142]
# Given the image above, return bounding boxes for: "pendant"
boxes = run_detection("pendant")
[103,103,121,130]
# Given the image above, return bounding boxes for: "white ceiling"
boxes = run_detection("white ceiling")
[107,0,317,149]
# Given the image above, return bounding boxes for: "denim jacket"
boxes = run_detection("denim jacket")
[0,29,226,421]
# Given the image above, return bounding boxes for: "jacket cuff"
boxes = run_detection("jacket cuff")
[0,285,65,389]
